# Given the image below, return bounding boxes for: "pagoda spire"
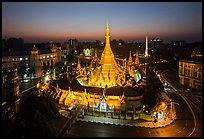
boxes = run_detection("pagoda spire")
[128,51,133,66]
[77,58,82,75]
[94,49,98,59]
[100,22,116,65]
[87,22,124,88]
[135,51,140,65]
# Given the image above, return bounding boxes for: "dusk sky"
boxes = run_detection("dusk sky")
[2,2,202,43]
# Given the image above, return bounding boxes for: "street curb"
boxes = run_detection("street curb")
[76,117,175,128]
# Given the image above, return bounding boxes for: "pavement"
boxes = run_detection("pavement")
[59,109,174,128]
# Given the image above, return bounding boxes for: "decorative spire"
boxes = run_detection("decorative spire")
[77,58,82,75]
[128,51,133,66]
[135,51,140,65]
[94,49,98,59]
[100,22,117,66]
[106,21,109,36]
[31,44,38,55]
[32,44,37,50]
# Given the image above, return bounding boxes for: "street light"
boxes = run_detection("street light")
[161,102,166,108]
[36,82,40,89]
[45,76,50,82]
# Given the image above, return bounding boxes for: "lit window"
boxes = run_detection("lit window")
[43,56,46,59]
[19,58,23,61]
[12,58,14,61]
[47,56,49,58]
[51,55,53,58]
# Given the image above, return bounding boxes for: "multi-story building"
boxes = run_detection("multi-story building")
[2,42,63,77]
[150,38,163,48]
[68,38,78,53]
[178,52,202,91]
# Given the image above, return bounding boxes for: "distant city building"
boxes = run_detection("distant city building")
[179,52,202,91]
[68,38,78,53]
[83,47,94,57]
[171,40,186,47]
[61,42,70,58]
[150,38,163,48]
[191,50,202,59]
[4,38,24,51]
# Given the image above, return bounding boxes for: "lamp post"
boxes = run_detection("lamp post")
[170,101,179,120]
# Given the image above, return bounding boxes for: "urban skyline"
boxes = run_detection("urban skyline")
[2,2,202,43]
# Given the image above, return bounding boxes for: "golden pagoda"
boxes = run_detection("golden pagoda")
[135,51,140,65]
[128,51,133,66]
[87,22,125,88]
[76,58,82,76]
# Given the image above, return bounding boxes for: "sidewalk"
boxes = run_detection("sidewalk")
[59,109,174,128]
[134,117,174,128]
[77,115,145,126]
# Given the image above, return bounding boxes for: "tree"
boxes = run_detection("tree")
[142,87,162,112]
[13,95,59,137]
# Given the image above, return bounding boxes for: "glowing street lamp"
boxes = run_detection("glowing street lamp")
[45,76,50,82]
[161,102,166,108]
[36,82,40,89]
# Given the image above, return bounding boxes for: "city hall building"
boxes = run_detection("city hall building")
[2,41,65,77]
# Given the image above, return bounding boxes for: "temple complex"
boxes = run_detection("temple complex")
[45,23,159,116]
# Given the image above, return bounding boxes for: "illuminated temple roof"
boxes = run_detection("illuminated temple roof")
[50,79,142,97]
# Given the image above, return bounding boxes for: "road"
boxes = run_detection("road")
[19,79,37,92]
[64,69,201,137]
[66,91,195,137]
[57,106,83,137]
[160,69,202,137]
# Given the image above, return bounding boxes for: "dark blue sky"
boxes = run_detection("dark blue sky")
[2,2,202,43]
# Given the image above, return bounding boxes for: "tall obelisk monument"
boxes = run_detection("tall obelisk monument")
[145,34,148,57]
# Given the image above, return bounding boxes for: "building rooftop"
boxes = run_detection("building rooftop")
[2,46,56,56]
